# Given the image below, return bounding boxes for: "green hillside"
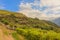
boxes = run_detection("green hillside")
[0,10,60,40]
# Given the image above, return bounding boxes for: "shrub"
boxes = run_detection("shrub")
[16,28,60,40]
[12,32,20,40]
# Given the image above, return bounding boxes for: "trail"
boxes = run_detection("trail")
[0,23,14,40]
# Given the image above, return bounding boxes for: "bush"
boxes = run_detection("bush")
[12,32,20,40]
[16,28,60,40]
[1,19,9,25]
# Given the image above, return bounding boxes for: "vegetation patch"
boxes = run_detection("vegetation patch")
[12,32,20,40]
[16,28,60,40]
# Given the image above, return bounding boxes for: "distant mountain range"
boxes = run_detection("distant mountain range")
[53,18,60,26]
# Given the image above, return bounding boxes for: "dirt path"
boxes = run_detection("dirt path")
[0,23,14,40]
[0,23,25,40]
[0,29,14,40]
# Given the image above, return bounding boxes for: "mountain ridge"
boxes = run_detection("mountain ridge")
[0,10,60,40]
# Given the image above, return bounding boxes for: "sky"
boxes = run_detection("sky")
[0,0,21,11]
[0,0,60,20]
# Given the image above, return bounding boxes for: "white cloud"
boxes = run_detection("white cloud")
[18,2,49,20]
[41,0,60,6]
[41,0,60,20]
[18,0,60,20]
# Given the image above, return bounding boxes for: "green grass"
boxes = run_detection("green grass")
[12,32,20,40]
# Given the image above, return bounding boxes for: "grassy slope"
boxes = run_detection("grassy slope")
[0,10,60,31]
[0,10,60,40]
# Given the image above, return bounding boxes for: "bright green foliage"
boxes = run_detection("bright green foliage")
[16,28,60,40]
[12,32,20,40]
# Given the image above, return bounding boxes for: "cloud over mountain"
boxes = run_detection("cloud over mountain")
[18,0,60,20]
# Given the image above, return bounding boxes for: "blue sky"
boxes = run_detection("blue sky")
[0,0,34,12]
[0,0,22,12]
[0,0,60,20]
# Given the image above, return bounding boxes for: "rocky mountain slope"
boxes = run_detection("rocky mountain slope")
[0,10,60,40]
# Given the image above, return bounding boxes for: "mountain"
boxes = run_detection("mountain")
[0,10,60,40]
[53,17,60,26]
